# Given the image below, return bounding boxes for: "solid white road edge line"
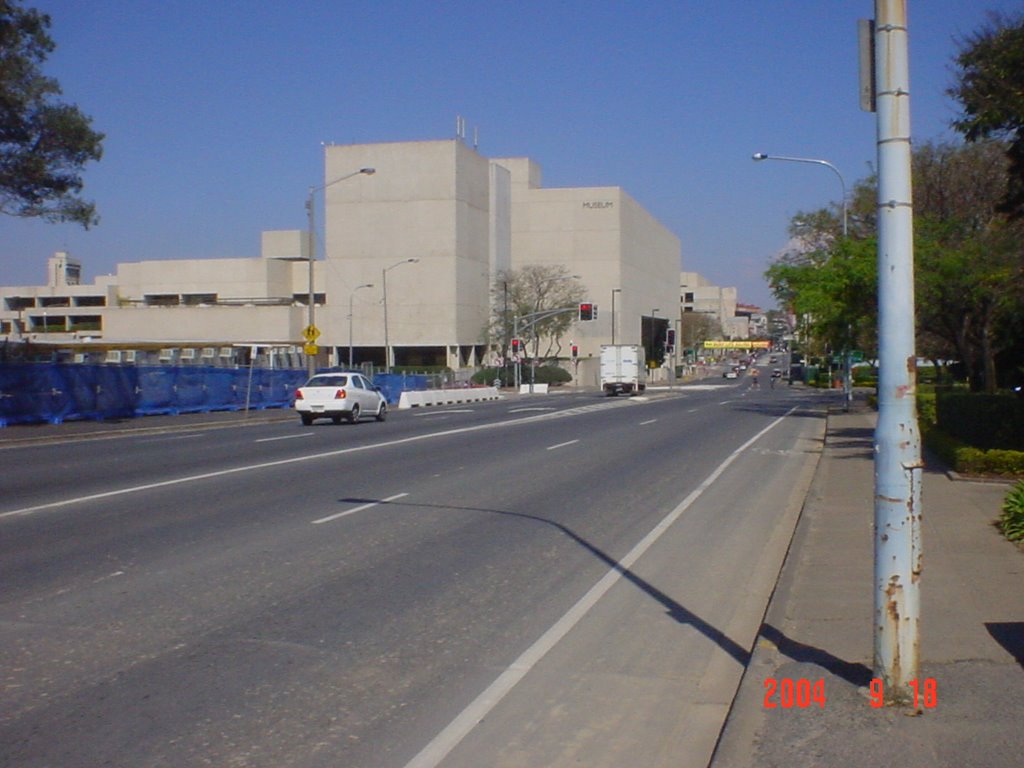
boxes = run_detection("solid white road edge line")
[401,406,798,768]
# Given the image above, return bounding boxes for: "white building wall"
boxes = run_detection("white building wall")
[496,160,680,377]
[321,140,495,365]
[1,139,685,376]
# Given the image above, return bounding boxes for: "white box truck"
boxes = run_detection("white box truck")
[600,344,647,396]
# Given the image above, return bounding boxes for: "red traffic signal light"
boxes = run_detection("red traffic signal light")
[571,344,579,358]
[579,302,597,321]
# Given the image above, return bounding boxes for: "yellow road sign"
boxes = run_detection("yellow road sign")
[303,343,319,355]
[302,325,321,342]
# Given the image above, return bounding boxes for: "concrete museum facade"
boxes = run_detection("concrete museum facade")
[1,138,682,383]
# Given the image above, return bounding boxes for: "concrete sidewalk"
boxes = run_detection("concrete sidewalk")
[711,402,1024,768]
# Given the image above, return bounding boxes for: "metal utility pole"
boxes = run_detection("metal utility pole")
[872,0,921,705]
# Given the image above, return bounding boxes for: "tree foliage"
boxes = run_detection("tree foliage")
[765,139,1024,393]
[950,11,1024,219]
[912,140,1024,391]
[0,0,103,226]
[488,264,586,360]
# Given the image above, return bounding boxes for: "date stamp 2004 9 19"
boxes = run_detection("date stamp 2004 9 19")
[764,678,939,710]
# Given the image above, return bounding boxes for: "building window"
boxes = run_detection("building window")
[73,296,106,307]
[5,296,35,311]
[183,293,218,306]
[69,315,102,332]
[145,294,181,306]
[684,292,694,303]
[293,293,327,306]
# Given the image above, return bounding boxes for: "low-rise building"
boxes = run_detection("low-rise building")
[2,137,682,382]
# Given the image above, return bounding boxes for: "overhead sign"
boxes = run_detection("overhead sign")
[302,325,321,342]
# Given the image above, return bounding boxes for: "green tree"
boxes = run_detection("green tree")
[765,235,877,361]
[766,139,1024,393]
[950,11,1024,219]
[0,0,104,226]
[913,140,1024,392]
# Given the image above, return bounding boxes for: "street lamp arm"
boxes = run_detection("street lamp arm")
[752,152,847,236]
[514,306,580,335]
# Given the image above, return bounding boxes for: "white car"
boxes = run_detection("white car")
[294,373,388,425]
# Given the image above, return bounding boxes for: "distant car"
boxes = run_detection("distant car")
[294,373,388,425]
[723,370,738,379]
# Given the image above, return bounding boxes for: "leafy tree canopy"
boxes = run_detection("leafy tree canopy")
[950,11,1024,219]
[0,0,103,226]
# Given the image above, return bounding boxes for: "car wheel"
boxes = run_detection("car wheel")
[347,404,361,423]
[300,413,314,426]
[375,401,387,421]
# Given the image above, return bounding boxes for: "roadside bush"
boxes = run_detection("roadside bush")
[917,392,937,426]
[853,366,877,386]
[470,364,572,387]
[526,365,572,385]
[471,367,513,386]
[922,424,1024,477]
[936,392,1024,450]
[998,481,1024,541]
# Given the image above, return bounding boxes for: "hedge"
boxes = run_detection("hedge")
[471,365,572,387]
[935,392,1024,451]
[923,424,1024,477]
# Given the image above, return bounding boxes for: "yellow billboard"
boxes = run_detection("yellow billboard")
[702,340,771,349]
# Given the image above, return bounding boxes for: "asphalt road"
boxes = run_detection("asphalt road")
[0,379,831,768]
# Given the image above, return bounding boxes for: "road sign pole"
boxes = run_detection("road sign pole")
[872,0,922,705]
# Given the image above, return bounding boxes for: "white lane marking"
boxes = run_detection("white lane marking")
[311,492,409,525]
[639,419,657,425]
[546,439,579,451]
[254,433,315,443]
[509,407,555,413]
[0,401,635,520]
[137,433,205,442]
[402,406,798,768]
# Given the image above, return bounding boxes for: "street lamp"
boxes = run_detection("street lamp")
[382,258,419,373]
[753,152,852,407]
[611,288,621,345]
[348,283,373,368]
[305,166,375,376]
[751,153,847,236]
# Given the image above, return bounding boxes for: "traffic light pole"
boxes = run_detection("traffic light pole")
[512,306,583,392]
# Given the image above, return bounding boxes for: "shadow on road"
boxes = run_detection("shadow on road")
[336,496,753,665]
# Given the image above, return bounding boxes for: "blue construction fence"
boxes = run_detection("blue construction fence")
[0,364,428,426]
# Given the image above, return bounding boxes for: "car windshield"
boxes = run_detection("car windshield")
[305,375,348,387]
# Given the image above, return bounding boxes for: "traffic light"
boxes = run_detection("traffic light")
[511,338,523,356]
[571,343,579,358]
[666,328,676,353]
[579,302,597,321]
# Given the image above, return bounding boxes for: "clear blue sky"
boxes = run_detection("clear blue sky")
[2,1,1018,309]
